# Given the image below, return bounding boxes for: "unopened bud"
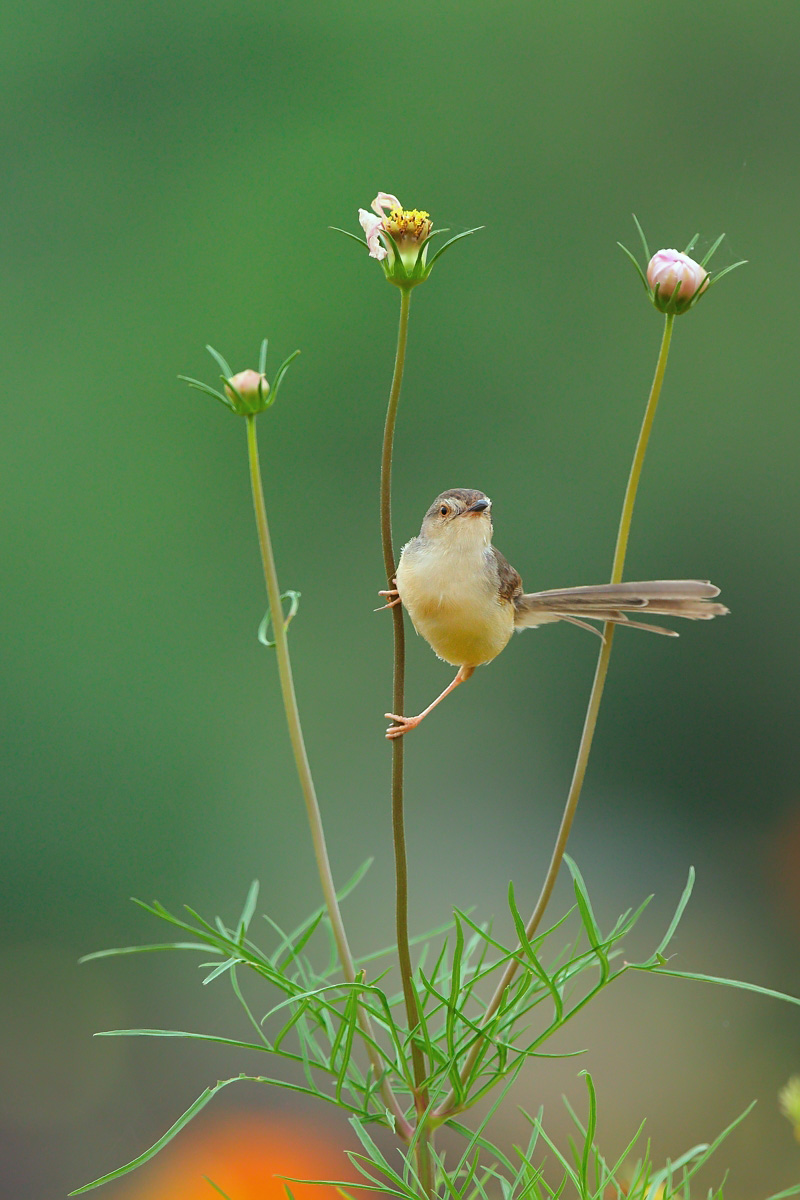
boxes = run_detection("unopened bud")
[181,340,299,418]
[646,249,709,314]
[225,369,270,415]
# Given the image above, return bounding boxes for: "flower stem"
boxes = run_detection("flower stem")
[436,312,675,1119]
[245,413,412,1141]
[379,289,432,1171]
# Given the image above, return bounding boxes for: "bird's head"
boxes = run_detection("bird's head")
[419,489,493,548]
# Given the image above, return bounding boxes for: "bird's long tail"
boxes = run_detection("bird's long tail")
[513,580,728,638]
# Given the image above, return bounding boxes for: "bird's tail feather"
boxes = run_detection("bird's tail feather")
[513,580,728,637]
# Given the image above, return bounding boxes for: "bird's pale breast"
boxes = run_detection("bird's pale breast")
[396,539,515,667]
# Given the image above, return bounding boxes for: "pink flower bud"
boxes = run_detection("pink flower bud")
[225,369,269,413]
[646,249,709,306]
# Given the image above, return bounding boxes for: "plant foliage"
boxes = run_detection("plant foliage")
[72,862,800,1194]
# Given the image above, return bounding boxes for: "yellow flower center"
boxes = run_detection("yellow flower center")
[384,207,432,241]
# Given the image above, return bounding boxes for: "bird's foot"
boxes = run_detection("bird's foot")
[375,587,401,612]
[385,712,422,739]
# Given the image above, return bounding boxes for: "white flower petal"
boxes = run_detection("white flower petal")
[358,209,387,260]
[371,192,401,217]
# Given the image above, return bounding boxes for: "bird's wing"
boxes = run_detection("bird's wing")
[491,547,524,602]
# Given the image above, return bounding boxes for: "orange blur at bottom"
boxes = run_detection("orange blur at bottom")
[117,1112,355,1200]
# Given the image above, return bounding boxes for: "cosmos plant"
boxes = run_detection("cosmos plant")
[72,198,795,1200]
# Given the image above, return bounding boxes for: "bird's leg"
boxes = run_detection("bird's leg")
[385,665,475,739]
[375,578,402,612]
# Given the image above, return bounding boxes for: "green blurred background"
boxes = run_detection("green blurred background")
[4,1,800,1195]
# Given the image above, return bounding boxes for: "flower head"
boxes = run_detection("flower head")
[618,218,746,316]
[180,340,300,418]
[647,249,708,313]
[358,193,433,271]
[338,190,481,289]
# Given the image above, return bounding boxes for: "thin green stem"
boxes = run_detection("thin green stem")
[379,288,433,1186]
[436,312,675,1119]
[609,316,675,582]
[381,289,417,1057]
[245,414,412,1141]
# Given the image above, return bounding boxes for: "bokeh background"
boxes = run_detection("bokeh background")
[4,1,800,1196]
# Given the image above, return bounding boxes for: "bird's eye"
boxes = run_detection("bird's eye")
[439,505,449,517]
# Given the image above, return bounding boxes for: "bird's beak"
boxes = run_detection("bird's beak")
[465,498,490,515]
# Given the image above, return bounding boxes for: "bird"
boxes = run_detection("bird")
[379,488,728,739]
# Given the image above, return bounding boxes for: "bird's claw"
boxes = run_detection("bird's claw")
[375,587,401,612]
[385,712,421,739]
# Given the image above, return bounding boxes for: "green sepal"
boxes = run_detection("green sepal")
[425,226,484,272]
[708,258,748,284]
[376,227,409,283]
[700,231,726,266]
[205,344,234,380]
[631,212,650,262]
[330,226,370,249]
[650,273,710,316]
[268,349,301,408]
[384,225,483,291]
[222,375,245,408]
[178,375,237,412]
[617,241,649,290]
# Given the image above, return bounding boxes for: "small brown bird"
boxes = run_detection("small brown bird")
[380,488,728,738]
